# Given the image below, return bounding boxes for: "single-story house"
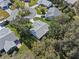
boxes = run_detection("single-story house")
[30,20,49,39]
[37,0,52,7]
[0,0,11,9]
[5,9,19,21]
[45,7,62,20]
[64,0,78,6]
[0,27,20,54]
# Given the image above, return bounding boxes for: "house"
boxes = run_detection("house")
[4,41,16,53]
[0,0,11,9]
[5,9,19,21]
[37,0,52,7]
[64,0,78,6]
[30,20,49,39]
[0,27,19,53]
[45,7,62,20]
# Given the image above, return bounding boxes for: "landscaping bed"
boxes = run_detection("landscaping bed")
[18,9,31,17]
[0,9,9,21]
[29,0,37,6]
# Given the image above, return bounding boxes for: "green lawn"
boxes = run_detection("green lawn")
[29,0,37,6]
[34,17,51,25]
[35,5,48,15]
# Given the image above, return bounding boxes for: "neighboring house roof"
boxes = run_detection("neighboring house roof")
[37,0,52,7]
[5,9,19,21]
[0,27,17,52]
[30,20,49,39]
[0,0,3,3]
[0,0,11,8]
[65,0,78,5]
[4,41,16,52]
[45,7,61,18]
[32,21,48,30]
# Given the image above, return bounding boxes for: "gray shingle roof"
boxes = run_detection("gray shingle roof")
[30,20,49,39]
[45,7,61,18]
[0,0,11,8]
[4,41,16,52]
[65,0,78,4]
[37,0,52,7]
[0,27,16,51]
[5,9,19,21]
[0,0,3,3]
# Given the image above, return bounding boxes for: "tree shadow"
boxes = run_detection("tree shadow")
[19,29,37,49]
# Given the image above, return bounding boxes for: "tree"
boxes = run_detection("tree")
[47,20,65,39]
[60,19,79,59]
[18,8,31,17]
[9,17,35,48]
[74,1,79,15]
[57,14,71,24]
[13,0,25,8]
[50,0,64,7]
[32,39,60,59]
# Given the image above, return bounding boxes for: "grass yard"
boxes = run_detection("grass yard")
[29,0,37,6]
[0,9,9,21]
[35,5,48,15]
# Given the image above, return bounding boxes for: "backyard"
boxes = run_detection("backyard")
[29,0,37,6]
